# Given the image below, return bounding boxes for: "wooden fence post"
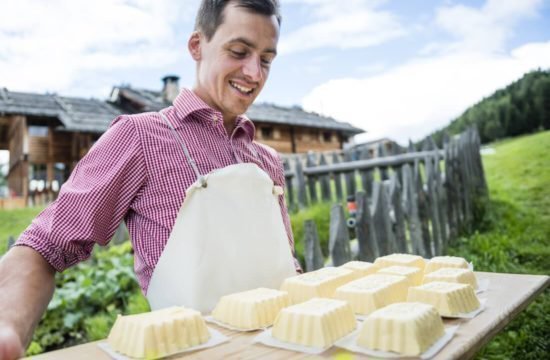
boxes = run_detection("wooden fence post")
[295,158,308,209]
[389,174,408,253]
[319,154,332,202]
[304,219,324,271]
[378,143,389,181]
[415,160,433,258]
[444,134,458,243]
[371,181,397,255]
[329,204,351,265]
[344,151,356,199]
[424,139,442,255]
[332,153,344,202]
[359,149,374,197]
[402,163,426,256]
[355,191,378,261]
[283,159,296,211]
[306,153,318,204]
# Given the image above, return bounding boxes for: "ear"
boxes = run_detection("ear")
[188,31,202,61]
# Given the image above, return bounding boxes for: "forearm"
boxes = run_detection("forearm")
[0,246,56,348]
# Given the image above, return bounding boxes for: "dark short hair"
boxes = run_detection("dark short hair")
[195,0,281,41]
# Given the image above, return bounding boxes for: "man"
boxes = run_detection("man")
[0,0,300,357]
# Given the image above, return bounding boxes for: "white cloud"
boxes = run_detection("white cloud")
[279,0,405,54]
[302,41,550,145]
[0,0,195,95]
[431,0,544,54]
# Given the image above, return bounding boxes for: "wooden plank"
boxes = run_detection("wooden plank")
[389,174,408,253]
[355,191,378,261]
[343,151,356,199]
[294,158,308,209]
[304,150,445,176]
[371,181,397,255]
[401,163,426,256]
[318,154,332,202]
[377,142,389,181]
[328,204,351,266]
[303,219,324,271]
[32,273,550,360]
[358,148,374,197]
[305,153,318,203]
[415,160,433,258]
[282,159,295,211]
[331,153,344,202]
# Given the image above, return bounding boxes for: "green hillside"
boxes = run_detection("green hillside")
[430,69,550,145]
[449,131,549,359]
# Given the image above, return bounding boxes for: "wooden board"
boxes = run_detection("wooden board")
[28,272,549,360]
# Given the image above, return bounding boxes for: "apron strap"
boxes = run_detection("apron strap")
[159,111,207,187]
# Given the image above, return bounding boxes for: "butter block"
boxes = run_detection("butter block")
[211,288,290,330]
[357,302,444,356]
[272,298,356,348]
[334,274,409,315]
[425,256,469,274]
[340,261,380,280]
[108,306,210,359]
[374,253,426,271]
[407,281,480,316]
[280,267,355,304]
[422,267,478,289]
[378,265,423,286]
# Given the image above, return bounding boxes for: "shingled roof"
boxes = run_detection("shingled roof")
[0,88,121,133]
[0,86,364,136]
[112,87,364,136]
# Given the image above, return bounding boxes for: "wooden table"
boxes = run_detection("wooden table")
[29,272,549,360]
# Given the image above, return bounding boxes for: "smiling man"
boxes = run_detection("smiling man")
[0,0,301,357]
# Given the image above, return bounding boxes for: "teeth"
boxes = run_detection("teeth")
[230,81,253,94]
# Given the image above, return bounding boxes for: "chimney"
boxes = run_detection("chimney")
[162,75,180,103]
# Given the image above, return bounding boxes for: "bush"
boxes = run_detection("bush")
[27,241,149,355]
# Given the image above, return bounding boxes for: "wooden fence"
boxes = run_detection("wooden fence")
[283,127,488,271]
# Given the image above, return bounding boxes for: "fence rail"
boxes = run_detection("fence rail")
[283,127,488,270]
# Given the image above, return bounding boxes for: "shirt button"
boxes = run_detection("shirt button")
[211,114,217,122]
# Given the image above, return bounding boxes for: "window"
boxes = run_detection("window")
[28,126,48,137]
[261,127,274,140]
[323,132,332,143]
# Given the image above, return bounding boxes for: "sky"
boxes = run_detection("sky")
[1,0,550,150]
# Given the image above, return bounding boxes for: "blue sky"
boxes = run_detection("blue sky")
[1,0,549,146]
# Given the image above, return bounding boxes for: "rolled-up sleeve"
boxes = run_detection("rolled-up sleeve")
[16,116,147,271]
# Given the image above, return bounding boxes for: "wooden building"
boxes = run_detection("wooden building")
[0,76,363,207]
[110,76,363,154]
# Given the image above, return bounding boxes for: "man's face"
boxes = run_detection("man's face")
[189,3,280,122]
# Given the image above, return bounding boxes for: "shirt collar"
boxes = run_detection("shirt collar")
[172,88,256,140]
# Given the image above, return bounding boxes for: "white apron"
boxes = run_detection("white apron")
[146,112,297,313]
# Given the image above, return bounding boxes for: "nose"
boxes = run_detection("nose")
[242,55,262,82]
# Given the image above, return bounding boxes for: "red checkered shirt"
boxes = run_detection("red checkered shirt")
[16,89,301,293]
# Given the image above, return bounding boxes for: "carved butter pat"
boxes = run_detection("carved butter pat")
[422,267,478,289]
[407,281,480,316]
[107,306,210,359]
[272,297,356,348]
[340,261,380,280]
[425,256,469,274]
[374,253,426,271]
[378,265,423,286]
[211,288,290,330]
[357,302,445,356]
[334,274,409,315]
[280,267,355,304]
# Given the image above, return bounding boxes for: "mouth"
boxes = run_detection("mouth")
[229,80,255,96]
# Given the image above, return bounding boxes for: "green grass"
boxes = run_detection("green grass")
[0,206,43,254]
[448,131,550,359]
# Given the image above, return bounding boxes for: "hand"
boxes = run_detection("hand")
[0,324,24,360]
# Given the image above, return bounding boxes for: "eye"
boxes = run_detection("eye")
[230,49,247,58]
[261,56,274,68]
